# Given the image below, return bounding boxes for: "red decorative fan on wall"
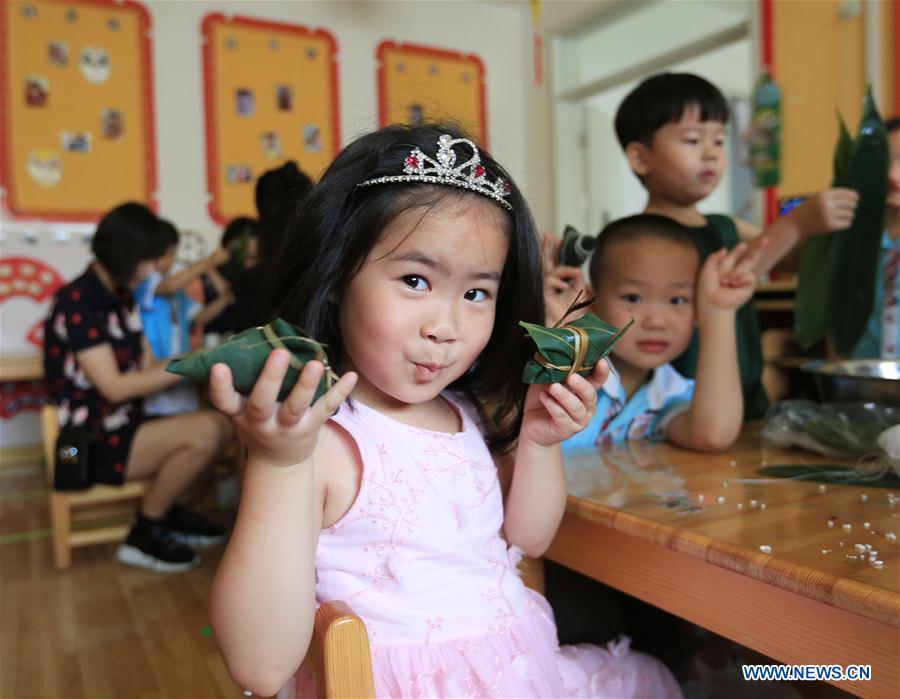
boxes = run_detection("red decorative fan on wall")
[0,256,64,349]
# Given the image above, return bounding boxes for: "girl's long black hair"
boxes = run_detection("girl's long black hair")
[266,123,544,454]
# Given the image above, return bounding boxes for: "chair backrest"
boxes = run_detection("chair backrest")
[303,601,375,699]
[40,403,59,484]
[301,560,543,698]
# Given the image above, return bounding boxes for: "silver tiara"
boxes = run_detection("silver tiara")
[358,134,513,211]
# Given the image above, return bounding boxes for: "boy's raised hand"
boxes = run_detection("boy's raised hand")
[697,242,764,315]
[792,187,859,236]
[520,360,610,447]
[209,349,357,469]
[543,265,589,326]
[541,231,591,325]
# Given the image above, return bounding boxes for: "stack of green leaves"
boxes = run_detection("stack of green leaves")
[758,464,900,488]
[166,318,336,402]
[520,313,633,384]
[795,86,890,354]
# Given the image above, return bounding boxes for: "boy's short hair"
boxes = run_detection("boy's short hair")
[589,214,700,289]
[614,72,729,148]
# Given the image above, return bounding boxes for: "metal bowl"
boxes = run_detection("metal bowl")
[802,359,900,406]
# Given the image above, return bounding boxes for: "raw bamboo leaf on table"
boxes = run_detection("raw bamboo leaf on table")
[794,235,836,349]
[759,465,900,489]
[833,114,853,186]
[520,313,633,384]
[166,318,337,402]
[794,89,889,353]
[794,115,852,349]
[828,86,890,356]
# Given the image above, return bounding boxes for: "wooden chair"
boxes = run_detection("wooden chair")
[302,601,376,699]
[40,404,146,570]
[298,557,543,698]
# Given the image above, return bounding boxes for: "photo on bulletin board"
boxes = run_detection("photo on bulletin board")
[202,14,339,224]
[0,0,156,221]
[377,41,487,147]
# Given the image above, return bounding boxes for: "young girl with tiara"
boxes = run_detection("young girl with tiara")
[209,124,682,698]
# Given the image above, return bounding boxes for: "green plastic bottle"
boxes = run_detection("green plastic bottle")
[750,72,781,188]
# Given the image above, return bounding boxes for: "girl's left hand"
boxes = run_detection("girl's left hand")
[520,360,610,447]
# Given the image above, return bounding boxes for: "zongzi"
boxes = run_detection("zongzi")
[167,318,337,402]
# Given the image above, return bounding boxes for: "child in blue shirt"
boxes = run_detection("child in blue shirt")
[614,73,859,418]
[563,214,761,452]
[137,220,232,415]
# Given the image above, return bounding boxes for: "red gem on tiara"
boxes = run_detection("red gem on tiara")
[474,165,485,178]
[405,155,419,168]
[501,180,511,193]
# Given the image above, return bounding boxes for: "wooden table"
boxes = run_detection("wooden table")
[547,426,899,698]
[0,353,43,382]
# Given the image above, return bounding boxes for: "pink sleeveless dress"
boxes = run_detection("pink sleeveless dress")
[279,395,682,698]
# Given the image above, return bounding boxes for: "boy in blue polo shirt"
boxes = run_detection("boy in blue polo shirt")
[563,214,762,452]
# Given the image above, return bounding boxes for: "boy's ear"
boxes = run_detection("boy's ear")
[624,142,651,177]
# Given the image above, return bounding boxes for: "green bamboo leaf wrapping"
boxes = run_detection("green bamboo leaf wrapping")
[520,313,633,384]
[829,87,889,356]
[166,318,336,402]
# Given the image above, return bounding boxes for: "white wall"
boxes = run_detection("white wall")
[579,37,754,234]
[0,0,536,448]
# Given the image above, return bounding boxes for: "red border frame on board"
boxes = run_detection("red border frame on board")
[759,0,777,224]
[201,13,340,226]
[0,0,158,221]
[376,40,488,150]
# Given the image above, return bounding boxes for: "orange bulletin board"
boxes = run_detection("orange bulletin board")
[0,0,156,221]
[377,41,487,147]
[202,14,339,224]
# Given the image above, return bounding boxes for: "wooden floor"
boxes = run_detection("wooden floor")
[0,461,245,699]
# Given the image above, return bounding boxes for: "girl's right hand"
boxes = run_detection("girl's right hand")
[209,350,357,469]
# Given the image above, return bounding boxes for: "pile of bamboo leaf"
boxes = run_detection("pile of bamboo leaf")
[794,87,889,356]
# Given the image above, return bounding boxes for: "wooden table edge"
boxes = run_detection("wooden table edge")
[547,514,899,699]
[565,497,900,627]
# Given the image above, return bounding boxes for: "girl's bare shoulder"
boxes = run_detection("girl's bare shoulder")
[316,418,364,529]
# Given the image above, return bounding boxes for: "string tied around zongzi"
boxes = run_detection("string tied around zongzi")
[533,324,590,377]
[519,291,633,385]
[260,323,339,390]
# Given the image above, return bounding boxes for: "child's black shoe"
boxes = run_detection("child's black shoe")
[165,504,227,548]
[117,512,200,573]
